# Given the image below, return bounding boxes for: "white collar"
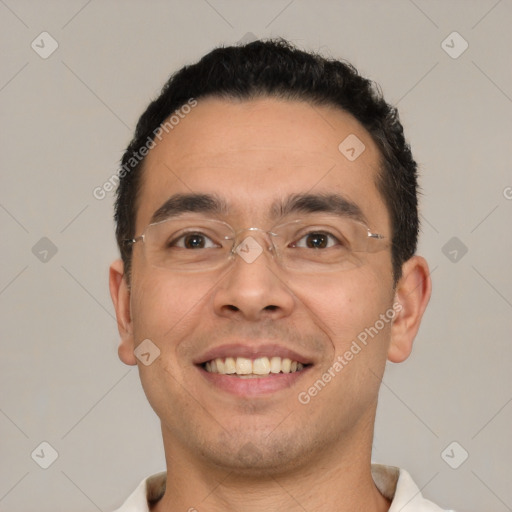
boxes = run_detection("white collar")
[113,464,454,511]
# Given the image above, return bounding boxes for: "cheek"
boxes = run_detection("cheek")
[130,269,207,340]
[128,271,213,417]
[291,271,394,429]
[301,266,391,336]
[128,270,208,402]
[295,268,394,391]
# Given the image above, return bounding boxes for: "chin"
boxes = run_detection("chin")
[197,429,310,476]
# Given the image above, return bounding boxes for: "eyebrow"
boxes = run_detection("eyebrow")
[150,193,229,224]
[273,193,367,224]
[150,192,367,225]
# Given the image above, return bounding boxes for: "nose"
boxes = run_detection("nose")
[212,232,295,322]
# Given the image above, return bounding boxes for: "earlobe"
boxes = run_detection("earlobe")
[387,256,432,363]
[109,259,137,366]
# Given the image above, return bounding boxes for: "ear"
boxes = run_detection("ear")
[387,256,432,363]
[109,259,137,366]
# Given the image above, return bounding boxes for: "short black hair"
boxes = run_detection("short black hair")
[115,38,419,284]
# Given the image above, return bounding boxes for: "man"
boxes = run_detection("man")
[109,39,453,511]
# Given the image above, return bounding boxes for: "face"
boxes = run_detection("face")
[116,97,401,474]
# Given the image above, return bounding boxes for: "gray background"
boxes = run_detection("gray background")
[1,1,511,511]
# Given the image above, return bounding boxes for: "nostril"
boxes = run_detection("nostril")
[264,305,278,311]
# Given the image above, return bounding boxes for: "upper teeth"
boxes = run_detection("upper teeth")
[204,356,304,375]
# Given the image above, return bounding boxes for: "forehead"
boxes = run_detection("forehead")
[136,97,388,231]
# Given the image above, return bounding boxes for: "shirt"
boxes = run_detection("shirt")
[112,464,455,511]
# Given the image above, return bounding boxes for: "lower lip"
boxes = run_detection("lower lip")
[198,366,311,396]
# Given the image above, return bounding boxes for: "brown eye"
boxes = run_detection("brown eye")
[294,231,340,249]
[305,233,329,249]
[183,234,206,249]
[171,232,218,249]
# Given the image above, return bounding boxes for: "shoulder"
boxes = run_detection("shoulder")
[111,472,166,512]
[371,464,456,512]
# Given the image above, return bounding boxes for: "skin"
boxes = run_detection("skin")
[110,97,431,512]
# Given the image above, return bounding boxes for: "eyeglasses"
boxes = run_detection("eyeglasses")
[124,215,387,273]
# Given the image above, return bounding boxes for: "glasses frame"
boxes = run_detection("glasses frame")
[123,216,386,273]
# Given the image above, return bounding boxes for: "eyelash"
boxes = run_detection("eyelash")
[170,232,220,249]
[291,231,342,249]
[169,229,344,249]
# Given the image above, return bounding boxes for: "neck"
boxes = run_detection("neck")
[152,416,390,512]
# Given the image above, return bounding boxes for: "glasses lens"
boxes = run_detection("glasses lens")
[272,216,383,272]
[144,218,234,271]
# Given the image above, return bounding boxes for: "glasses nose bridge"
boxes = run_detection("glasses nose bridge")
[233,226,275,249]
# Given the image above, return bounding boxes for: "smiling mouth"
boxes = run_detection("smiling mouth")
[202,356,309,377]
